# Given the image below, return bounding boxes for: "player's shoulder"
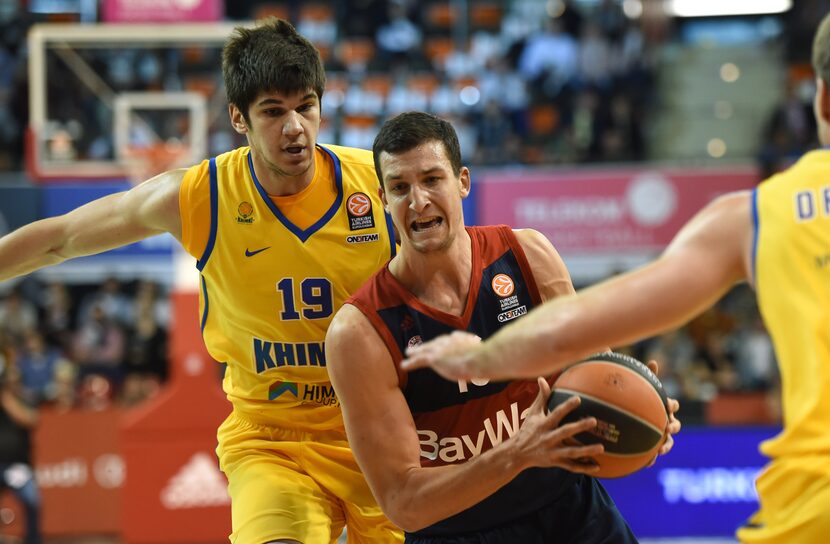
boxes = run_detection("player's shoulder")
[704,190,752,221]
[327,302,374,349]
[319,143,374,167]
[511,227,558,256]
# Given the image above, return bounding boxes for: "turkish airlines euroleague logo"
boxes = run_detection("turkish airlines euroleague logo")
[491,274,515,297]
[346,192,375,230]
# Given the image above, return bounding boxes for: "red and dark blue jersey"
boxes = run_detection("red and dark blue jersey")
[347,225,582,536]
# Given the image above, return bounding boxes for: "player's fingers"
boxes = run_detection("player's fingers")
[667,397,680,415]
[668,415,681,435]
[558,443,604,459]
[549,415,597,438]
[659,432,675,455]
[553,445,603,473]
[545,396,583,426]
[529,377,552,414]
[647,359,659,374]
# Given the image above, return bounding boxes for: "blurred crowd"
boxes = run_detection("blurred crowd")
[0,278,170,413]
[0,0,664,171]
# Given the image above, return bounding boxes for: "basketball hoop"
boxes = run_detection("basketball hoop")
[121,141,190,185]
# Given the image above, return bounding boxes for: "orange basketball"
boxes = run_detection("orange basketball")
[548,352,669,478]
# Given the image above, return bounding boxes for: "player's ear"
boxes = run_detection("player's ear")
[229,104,249,135]
[378,185,389,212]
[459,167,471,199]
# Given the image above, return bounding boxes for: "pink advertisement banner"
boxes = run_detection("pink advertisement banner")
[478,166,759,253]
[102,0,222,23]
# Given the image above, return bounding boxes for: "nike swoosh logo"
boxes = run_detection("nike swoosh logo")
[245,247,271,257]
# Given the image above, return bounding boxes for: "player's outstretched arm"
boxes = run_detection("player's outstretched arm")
[403,192,752,380]
[326,304,602,533]
[0,169,185,282]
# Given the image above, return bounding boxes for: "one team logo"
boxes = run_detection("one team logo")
[346,192,375,231]
[237,201,254,224]
[346,233,379,244]
[491,274,515,297]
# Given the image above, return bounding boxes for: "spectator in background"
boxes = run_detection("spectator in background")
[132,280,170,329]
[734,316,778,391]
[0,289,38,340]
[123,300,168,405]
[375,0,424,70]
[72,304,126,384]
[518,17,579,100]
[0,356,42,544]
[38,281,75,352]
[16,329,68,403]
[77,278,132,328]
[578,21,613,92]
[50,359,78,412]
[478,55,530,136]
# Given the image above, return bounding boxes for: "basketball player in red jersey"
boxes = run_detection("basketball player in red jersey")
[401,14,830,544]
[326,112,680,542]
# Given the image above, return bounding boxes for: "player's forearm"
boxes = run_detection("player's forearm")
[466,296,587,380]
[0,218,72,281]
[381,441,526,532]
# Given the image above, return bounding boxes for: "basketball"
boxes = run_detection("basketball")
[548,352,669,479]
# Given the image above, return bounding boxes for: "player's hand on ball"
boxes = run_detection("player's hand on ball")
[401,331,482,380]
[509,378,604,475]
[660,398,681,455]
[644,359,681,463]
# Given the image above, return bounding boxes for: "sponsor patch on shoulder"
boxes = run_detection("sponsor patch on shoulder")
[346,233,380,244]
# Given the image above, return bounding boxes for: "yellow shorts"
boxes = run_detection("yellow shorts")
[217,410,403,544]
[737,456,830,544]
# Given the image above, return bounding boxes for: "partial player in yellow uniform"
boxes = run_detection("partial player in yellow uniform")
[402,13,830,544]
[0,18,402,544]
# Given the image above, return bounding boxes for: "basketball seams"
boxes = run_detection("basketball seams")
[554,387,665,437]
[581,351,668,403]
[557,362,668,426]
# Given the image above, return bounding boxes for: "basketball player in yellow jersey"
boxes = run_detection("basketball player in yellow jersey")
[402,13,830,544]
[0,18,402,544]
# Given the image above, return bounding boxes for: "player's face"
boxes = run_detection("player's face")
[379,140,470,254]
[230,88,321,183]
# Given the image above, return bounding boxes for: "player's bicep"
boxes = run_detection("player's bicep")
[61,170,183,257]
[514,228,575,301]
[326,305,423,506]
[615,193,750,332]
[662,192,749,298]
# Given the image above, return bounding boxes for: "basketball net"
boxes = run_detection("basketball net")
[121,141,190,186]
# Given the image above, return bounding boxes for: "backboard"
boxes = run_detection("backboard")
[27,22,246,182]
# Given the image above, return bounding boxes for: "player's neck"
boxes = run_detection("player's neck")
[252,152,318,197]
[391,230,473,315]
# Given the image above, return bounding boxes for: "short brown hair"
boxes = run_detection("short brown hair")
[813,13,830,86]
[373,112,463,185]
[222,18,326,122]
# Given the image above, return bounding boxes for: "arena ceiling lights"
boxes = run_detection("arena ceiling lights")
[666,0,792,17]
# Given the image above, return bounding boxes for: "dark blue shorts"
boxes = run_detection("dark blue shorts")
[405,476,637,544]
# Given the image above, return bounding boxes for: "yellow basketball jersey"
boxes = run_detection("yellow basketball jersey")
[754,149,830,462]
[179,145,395,430]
